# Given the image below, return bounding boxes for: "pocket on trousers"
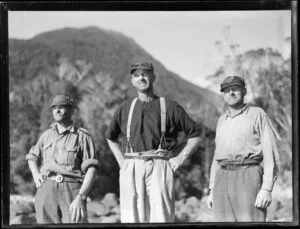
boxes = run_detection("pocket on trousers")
[256,165,264,176]
[215,169,223,184]
[167,160,175,174]
[66,182,82,191]
[119,159,125,170]
[251,165,263,188]
[119,160,129,185]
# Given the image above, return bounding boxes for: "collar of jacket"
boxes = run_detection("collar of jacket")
[50,122,76,133]
[224,103,251,119]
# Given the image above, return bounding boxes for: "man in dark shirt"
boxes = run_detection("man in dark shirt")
[105,60,205,223]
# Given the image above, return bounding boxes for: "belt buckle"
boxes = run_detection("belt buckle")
[227,164,236,171]
[55,175,63,183]
[143,156,152,162]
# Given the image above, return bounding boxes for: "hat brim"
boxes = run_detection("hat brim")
[220,83,245,92]
[50,103,72,107]
[130,67,153,74]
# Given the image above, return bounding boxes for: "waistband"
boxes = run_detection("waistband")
[218,158,259,171]
[44,174,82,183]
[124,149,171,160]
[220,164,259,171]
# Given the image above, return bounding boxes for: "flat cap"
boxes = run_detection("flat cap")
[220,76,245,92]
[130,61,154,74]
[50,95,74,107]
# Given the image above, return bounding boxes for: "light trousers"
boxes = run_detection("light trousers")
[119,158,175,223]
[212,165,267,222]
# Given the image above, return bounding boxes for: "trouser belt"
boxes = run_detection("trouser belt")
[220,164,259,171]
[124,150,171,161]
[219,158,259,171]
[45,174,82,183]
[124,155,170,160]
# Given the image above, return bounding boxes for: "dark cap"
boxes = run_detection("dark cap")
[130,61,154,74]
[50,95,74,108]
[220,76,245,92]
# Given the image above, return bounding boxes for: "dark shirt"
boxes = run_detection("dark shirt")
[105,97,203,152]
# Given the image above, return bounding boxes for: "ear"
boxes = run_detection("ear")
[242,87,247,96]
[68,106,75,115]
[222,92,226,100]
[151,73,156,82]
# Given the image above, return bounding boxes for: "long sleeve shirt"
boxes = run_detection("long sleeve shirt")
[209,104,280,191]
[105,97,205,153]
[26,122,100,179]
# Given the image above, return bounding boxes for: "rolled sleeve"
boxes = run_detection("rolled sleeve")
[81,159,101,173]
[25,145,40,162]
[80,132,100,173]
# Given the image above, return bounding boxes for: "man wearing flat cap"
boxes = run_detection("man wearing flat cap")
[206,76,280,222]
[26,95,100,224]
[105,60,205,223]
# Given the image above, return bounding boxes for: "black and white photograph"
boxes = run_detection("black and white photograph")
[1,0,298,227]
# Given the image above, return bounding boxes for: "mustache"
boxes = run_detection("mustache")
[54,113,67,118]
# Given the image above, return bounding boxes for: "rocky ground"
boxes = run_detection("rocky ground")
[9,180,293,225]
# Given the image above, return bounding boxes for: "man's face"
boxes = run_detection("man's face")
[131,69,155,92]
[222,85,246,108]
[52,105,73,123]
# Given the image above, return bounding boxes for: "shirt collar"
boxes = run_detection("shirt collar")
[50,122,75,134]
[225,103,250,119]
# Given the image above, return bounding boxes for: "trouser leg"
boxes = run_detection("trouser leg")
[119,158,175,223]
[35,180,62,224]
[229,166,266,222]
[148,159,175,223]
[119,159,142,223]
[213,170,236,222]
[58,182,87,223]
[213,166,266,222]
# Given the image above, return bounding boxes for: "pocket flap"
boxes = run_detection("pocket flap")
[42,143,52,150]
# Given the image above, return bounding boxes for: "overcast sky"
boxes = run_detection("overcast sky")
[8,11,291,87]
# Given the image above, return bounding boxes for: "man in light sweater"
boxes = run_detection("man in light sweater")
[207,76,280,222]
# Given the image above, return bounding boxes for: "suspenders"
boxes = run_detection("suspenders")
[159,97,166,150]
[126,98,138,143]
[126,97,166,153]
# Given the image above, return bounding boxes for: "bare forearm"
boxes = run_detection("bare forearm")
[177,136,202,162]
[28,160,45,188]
[28,160,40,176]
[106,138,124,166]
[168,136,202,172]
[78,167,97,196]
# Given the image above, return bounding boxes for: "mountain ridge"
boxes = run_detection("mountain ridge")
[9,26,221,198]
[10,26,223,129]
